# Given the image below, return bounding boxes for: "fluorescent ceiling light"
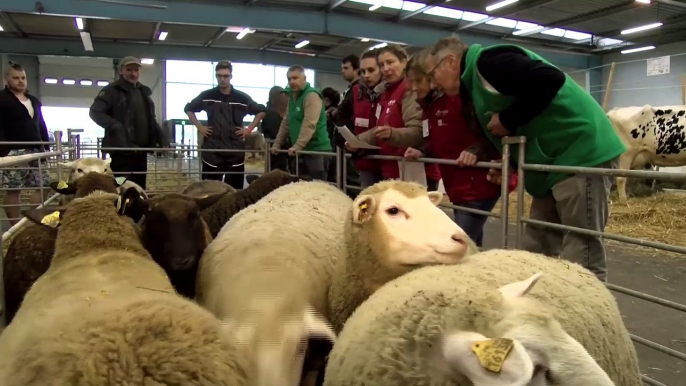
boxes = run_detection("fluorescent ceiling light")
[635,0,651,4]
[423,6,463,19]
[621,45,656,54]
[486,0,519,12]
[0,24,4,31]
[79,79,93,86]
[361,38,370,42]
[75,17,84,30]
[598,38,624,47]
[62,79,76,85]
[158,31,168,41]
[371,42,388,49]
[79,31,94,51]
[236,27,253,40]
[513,26,544,35]
[141,58,155,64]
[621,22,662,35]
[369,4,382,11]
[295,40,310,49]
[97,80,110,87]
[44,78,58,84]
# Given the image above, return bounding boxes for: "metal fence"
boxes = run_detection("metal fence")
[0,135,684,385]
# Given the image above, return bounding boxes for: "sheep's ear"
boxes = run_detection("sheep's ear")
[441,332,534,386]
[499,273,543,300]
[59,161,75,169]
[22,207,66,228]
[116,187,147,223]
[352,194,376,224]
[49,180,77,195]
[114,176,128,187]
[193,193,225,210]
[428,191,444,206]
[104,158,112,166]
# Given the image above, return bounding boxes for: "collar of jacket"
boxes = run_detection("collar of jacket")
[3,86,38,105]
[114,76,152,96]
[357,80,384,102]
[283,82,311,96]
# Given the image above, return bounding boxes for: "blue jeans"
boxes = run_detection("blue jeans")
[453,195,500,247]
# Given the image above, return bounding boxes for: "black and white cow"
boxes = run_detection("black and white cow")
[606,104,686,201]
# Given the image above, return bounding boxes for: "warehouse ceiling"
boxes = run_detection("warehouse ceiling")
[0,0,683,61]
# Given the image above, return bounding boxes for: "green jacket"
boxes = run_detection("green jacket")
[284,83,332,152]
[460,44,626,197]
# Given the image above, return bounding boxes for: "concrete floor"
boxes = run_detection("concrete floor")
[481,219,685,386]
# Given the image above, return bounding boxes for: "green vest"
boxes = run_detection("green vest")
[285,83,332,152]
[460,44,626,197]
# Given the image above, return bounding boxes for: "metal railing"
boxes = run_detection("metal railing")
[0,134,683,385]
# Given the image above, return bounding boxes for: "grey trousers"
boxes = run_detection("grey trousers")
[297,154,328,181]
[359,170,383,189]
[521,157,619,282]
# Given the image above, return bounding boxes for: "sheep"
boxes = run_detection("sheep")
[0,189,249,385]
[58,157,113,204]
[181,179,237,197]
[120,190,226,299]
[328,179,479,334]
[323,249,642,386]
[201,169,308,237]
[2,172,127,325]
[197,180,348,386]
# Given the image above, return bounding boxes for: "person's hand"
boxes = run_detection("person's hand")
[270,146,279,155]
[404,147,423,160]
[456,151,477,167]
[486,113,509,137]
[236,127,252,140]
[374,125,392,139]
[197,125,213,138]
[345,141,358,152]
[486,160,514,185]
[288,147,297,157]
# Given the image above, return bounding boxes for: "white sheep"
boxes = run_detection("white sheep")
[0,189,249,385]
[323,249,642,386]
[58,157,113,204]
[197,179,476,385]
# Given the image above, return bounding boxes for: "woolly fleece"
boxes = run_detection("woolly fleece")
[181,179,236,197]
[0,193,249,385]
[324,249,641,386]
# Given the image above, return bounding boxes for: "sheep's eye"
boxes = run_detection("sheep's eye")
[386,207,400,216]
[77,168,83,173]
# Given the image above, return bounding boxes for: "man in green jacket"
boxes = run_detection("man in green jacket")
[270,65,332,181]
[424,37,626,282]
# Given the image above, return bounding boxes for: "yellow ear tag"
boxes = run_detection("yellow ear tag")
[41,211,61,227]
[56,180,68,189]
[471,338,515,373]
[359,202,369,213]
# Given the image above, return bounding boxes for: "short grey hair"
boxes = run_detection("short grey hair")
[429,36,469,61]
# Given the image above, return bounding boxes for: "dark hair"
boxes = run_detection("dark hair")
[341,54,360,70]
[215,60,233,72]
[321,87,341,107]
[377,44,409,62]
[287,65,305,74]
[4,60,24,78]
[268,86,284,103]
[360,48,380,61]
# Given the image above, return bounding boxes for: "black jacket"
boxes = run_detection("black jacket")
[185,86,266,166]
[89,77,168,154]
[0,87,50,157]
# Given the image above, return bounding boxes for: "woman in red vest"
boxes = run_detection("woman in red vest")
[352,44,441,190]
[401,51,517,247]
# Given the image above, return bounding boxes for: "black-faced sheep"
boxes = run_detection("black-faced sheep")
[181,179,236,197]
[121,191,226,299]
[0,189,249,385]
[323,249,642,386]
[2,172,126,325]
[201,169,308,237]
[328,179,480,334]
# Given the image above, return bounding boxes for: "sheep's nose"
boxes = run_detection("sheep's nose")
[451,229,468,246]
[174,256,195,270]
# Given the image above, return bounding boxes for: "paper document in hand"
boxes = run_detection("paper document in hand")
[335,125,381,150]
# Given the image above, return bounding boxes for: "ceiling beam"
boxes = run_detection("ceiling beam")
[327,0,348,13]
[0,0,596,69]
[457,0,559,31]
[656,0,686,9]
[396,0,444,22]
[150,21,161,43]
[0,11,27,38]
[204,27,227,47]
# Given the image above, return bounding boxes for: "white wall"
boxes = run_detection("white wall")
[38,56,116,108]
[601,41,686,109]
[315,71,349,94]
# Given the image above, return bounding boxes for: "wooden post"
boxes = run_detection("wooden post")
[602,62,616,111]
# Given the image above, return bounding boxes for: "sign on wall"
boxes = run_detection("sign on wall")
[647,56,670,76]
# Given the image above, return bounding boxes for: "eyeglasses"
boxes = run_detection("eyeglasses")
[428,55,447,79]
[216,74,231,79]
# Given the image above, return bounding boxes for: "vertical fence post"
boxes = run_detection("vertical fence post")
[176,144,183,191]
[264,140,271,173]
[295,151,299,176]
[400,158,406,180]
[55,131,63,182]
[500,139,511,249]
[74,134,81,160]
[514,136,527,249]
[342,151,348,193]
[335,146,343,190]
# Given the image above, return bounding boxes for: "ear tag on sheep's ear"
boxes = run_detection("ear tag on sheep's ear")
[56,180,68,190]
[41,211,61,227]
[471,338,515,373]
[115,176,127,185]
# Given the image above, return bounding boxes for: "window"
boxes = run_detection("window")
[166,82,211,121]
[231,63,277,89]
[274,66,316,88]
[41,106,105,145]
[166,60,215,84]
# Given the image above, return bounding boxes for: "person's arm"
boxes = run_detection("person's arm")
[246,97,267,133]
[476,47,566,132]
[335,88,354,128]
[89,88,124,132]
[184,92,206,129]
[272,102,291,149]
[358,89,426,148]
[291,93,323,151]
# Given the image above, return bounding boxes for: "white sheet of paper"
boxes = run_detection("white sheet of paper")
[335,125,381,150]
[399,161,428,186]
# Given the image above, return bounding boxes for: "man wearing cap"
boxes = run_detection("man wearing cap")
[89,56,168,189]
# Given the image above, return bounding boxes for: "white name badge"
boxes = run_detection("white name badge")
[422,119,430,138]
[355,117,370,128]
[375,104,382,119]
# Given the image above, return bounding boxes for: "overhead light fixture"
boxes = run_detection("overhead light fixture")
[75,17,84,30]
[0,24,4,32]
[621,45,656,54]
[295,40,310,49]
[486,0,519,12]
[62,78,76,85]
[44,77,58,84]
[513,26,544,35]
[621,22,662,35]
[635,0,651,4]
[236,27,253,40]
[79,79,93,86]
[371,42,388,49]
[97,80,110,87]
[361,38,370,42]
[141,58,155,65]
[158,31,168,41]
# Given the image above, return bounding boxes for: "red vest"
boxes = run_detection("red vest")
[351,84,381,173]
[425,94,517,203]
[377,81,441,181]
